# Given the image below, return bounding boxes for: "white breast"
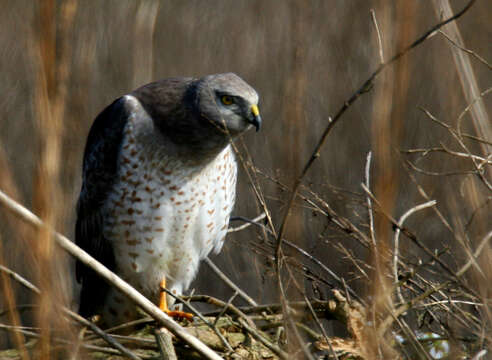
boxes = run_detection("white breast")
[103,99,237,300]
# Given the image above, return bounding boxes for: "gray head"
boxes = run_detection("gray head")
[133,73,261,160]
[193,73,261,135]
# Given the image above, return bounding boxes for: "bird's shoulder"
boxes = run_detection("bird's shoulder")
[75,96,135,283]
[131,77,195,112]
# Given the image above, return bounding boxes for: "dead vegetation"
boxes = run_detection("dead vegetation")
[0,0,491,359]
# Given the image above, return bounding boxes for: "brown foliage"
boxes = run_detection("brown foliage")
[0,0,490,358]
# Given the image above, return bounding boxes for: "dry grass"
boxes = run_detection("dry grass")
[0,0,491,359]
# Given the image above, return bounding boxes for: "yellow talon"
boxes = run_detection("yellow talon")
[159,277,193,320]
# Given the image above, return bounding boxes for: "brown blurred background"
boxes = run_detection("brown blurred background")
[0,0,490,350]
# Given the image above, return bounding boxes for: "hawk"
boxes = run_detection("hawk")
[75,73,261,327]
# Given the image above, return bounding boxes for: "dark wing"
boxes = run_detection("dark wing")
[76,97,129,317]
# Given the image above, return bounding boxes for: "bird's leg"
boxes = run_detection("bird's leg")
[159,277,193,320]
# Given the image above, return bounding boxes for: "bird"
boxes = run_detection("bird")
[75,73,261,327]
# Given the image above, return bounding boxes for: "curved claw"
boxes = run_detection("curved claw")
[159,277,193,321]
[164,310,194,321]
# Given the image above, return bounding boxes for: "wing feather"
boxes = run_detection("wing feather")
[75,97,129,317]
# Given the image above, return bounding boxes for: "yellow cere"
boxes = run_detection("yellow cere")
[251,104,260,116]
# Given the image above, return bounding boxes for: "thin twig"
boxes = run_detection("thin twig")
[394,316,433,360]
[229,213,266,233]
[100,317,154,336]
[405,159,477,177]
[419,107,492,191]
[202,299,333,317]
[438,30,491,70]
[379,281,450,337]
[163,288,234,352]
[471,349,488,360]
[364,152,376,248]
[236,318,289,360]
[370,9,384,63]
[402,146,492,164]
[457,87,492,138]
[204,257,257,306]
[303,295,338,360]
[95,333,155,347]
[185,295,255,328]
[67,311,143,360]
[416,300,482,308]
[214,291,238,327]
[393,200,437,304]
[456,231,492,277]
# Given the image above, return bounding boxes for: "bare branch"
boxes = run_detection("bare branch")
[228,213,266,233]
[204,257,258,306]
[419,107,492,190]
[402,146,492,165]
[456,230,492,277]
[438,30,492,70]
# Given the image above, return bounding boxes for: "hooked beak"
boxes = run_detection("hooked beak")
[249,104,262,132]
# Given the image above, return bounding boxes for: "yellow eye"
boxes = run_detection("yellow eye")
[221,95,233,105]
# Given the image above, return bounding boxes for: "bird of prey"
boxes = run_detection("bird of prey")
[75,73,261,327]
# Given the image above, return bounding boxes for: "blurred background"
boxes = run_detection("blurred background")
[0,0,490,356]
